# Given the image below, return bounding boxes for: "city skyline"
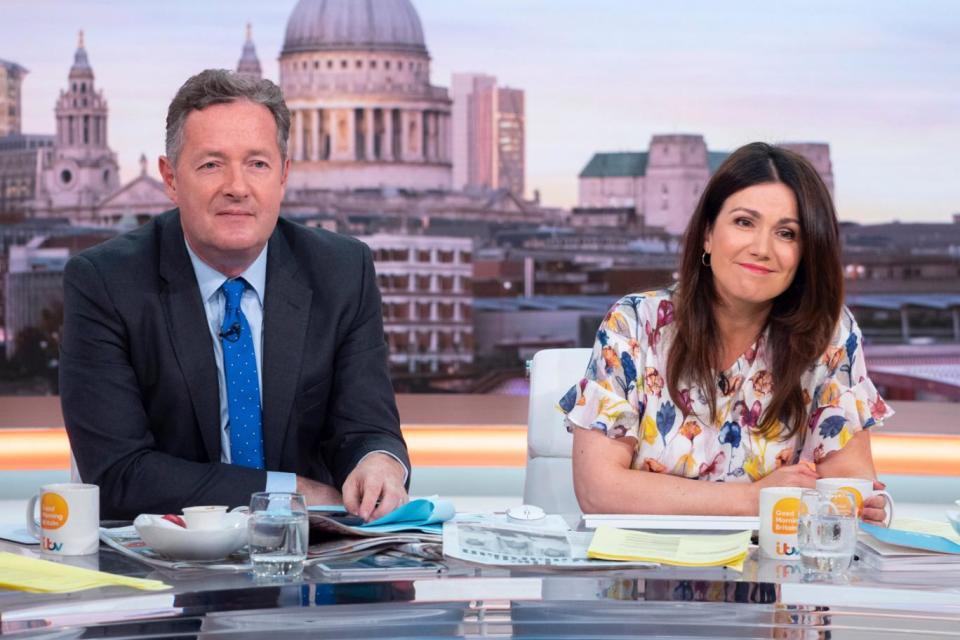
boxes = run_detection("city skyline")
[1,0,956,224]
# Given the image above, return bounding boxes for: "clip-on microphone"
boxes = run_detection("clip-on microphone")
[219,322,242,342]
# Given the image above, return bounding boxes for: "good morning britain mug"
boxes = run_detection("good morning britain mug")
[816,477,894,526]
[758,486,803,559]
[25,483,99,555]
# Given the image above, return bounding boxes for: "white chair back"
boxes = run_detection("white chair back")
[522,348,592,515]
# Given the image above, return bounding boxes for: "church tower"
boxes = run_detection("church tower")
[236,24,262,80]
[36,31,120,218]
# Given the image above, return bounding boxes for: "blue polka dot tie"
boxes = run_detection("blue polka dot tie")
[220,278,264,469]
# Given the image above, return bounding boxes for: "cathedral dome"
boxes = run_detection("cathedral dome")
[282,0,427,57]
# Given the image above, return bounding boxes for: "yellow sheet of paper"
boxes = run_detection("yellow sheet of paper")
[587,527,752,571]
[0,552,170,593]
[890,518,960,544]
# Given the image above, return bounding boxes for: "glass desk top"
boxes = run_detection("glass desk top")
[2,536,960,638]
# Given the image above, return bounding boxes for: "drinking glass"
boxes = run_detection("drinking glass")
[797,489,858,577]
[248,492,309,579]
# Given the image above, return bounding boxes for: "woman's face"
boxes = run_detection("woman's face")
[703,182,802,312]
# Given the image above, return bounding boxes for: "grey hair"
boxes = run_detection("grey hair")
[165,69,291,167]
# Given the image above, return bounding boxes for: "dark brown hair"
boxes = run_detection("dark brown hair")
[667,142,843,439]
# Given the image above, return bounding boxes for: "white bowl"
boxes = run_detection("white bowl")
[134,512,248,561]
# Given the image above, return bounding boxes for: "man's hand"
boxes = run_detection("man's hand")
[342,453,408,522]
[296,476,343,507]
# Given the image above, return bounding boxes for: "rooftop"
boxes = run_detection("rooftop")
[579,152,648,178]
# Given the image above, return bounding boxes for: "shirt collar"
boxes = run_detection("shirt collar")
[184,239,268,308]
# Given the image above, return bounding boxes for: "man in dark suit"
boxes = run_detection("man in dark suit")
[60,70,409,520]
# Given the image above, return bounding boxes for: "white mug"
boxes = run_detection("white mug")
[758,486,803,559]
[182,505,228,530]
[26,483,99,555]
[816,477,894,526]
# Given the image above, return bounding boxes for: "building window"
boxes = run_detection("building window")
[385,60,391,70]
[341,60,348,69]
[356,60,363,69]
[327,60,333,69]
[397,61,403,70]
[314,61,319,69]
[370,60,377,69]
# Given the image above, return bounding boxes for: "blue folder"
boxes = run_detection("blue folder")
[860,522,960,555]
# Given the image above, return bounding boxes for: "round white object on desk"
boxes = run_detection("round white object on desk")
[506,504,546,522]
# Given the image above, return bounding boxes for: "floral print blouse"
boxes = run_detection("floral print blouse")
[559,289,893,482]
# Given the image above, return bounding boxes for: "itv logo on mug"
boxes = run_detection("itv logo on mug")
[776,541,798,556]
[42,537,64,552]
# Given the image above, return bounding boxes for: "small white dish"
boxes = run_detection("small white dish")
[182,505,228,530]
[134,511,248,561]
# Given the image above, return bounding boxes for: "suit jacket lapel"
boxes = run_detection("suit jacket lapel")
[261,227,312,470]
[158,211,222,463]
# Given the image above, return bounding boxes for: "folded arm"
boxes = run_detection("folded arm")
[572,428,818,515]
[319,245,409,520]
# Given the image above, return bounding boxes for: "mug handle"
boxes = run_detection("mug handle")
[25,493,42,540]
[874,490,895,527]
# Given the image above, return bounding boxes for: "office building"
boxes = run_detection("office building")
[451,73,525,197]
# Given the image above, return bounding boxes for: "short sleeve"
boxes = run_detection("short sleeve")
[558,296,646,440]
[801,309,894,463]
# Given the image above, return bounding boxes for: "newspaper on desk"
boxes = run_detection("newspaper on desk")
[100,525,441,571]
[442,513,657,569]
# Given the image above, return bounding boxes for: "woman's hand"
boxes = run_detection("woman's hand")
[861,479,888,526]
[755,462,820,491]
[747,463,819,513]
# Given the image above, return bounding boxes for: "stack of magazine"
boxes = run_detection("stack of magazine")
[307,498,451,561]
[857,518,960,572]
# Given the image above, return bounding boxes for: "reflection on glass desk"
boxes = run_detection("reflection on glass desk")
[2,538,960,638]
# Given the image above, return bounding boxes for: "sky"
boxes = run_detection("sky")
[1,0,957,224]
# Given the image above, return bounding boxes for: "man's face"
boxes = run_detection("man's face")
[159,99,289,273]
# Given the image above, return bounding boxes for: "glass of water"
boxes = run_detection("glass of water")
[248,492,309,579]
[797,489,857,577]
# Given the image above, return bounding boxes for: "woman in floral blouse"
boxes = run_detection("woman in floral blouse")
[560,142,892,525]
